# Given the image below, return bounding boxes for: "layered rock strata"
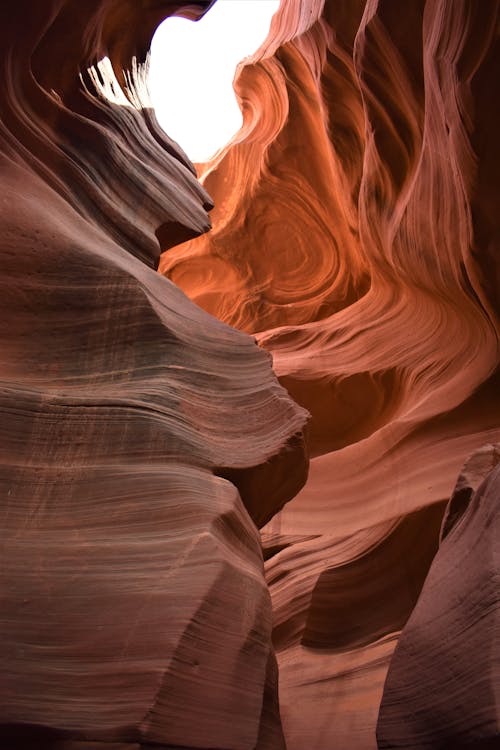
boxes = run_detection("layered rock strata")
[377,444,500,749]
[1,0,499,747]
[0,1,308,748]
[160,0,500,747]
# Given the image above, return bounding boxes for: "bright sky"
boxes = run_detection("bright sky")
[148,0,280,163]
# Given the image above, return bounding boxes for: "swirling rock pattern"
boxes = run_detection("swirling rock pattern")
[0,1,308,748]
[160,0,500,747]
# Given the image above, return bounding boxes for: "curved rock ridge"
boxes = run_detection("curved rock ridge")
[159,0,500,747]
[0,1,308,748]
[377,443,500,749]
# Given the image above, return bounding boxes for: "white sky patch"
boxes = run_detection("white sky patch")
[149,0,280,163]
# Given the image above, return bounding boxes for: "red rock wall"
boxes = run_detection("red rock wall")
[160,1,500,747]
[0,2,308,748]
[2,0,498,747]
[377,443,500,749]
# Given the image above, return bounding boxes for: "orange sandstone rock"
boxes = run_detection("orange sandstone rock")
[160,0,500,747]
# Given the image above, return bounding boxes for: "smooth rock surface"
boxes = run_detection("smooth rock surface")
[377,444,500,749]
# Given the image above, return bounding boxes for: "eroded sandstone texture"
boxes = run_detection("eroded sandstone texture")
[377,443,500,749]
[0,2,309,749]
[159,1,500,748]
[2,0,499,748]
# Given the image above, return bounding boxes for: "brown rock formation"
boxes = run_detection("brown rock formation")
[159,1,500,747]
[2,0,499,747]
[0,1,308,748]
[377,443,500,749]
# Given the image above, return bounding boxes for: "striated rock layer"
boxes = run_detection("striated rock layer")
[377,443,500,749]
[160,0,500,747]
[0,1,309,749]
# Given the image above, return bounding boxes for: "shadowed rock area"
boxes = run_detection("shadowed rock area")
[377,443,500,749]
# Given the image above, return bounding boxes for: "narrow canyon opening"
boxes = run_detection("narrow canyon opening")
[148,0,280,162]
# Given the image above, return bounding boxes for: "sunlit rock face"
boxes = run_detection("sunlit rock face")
[0,1,308,748]
[160,0,500,747]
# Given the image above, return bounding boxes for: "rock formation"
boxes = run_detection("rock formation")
[0,2,308,748]
[377,443,500,749]
[1,0,499,748]
[159,0,500,747]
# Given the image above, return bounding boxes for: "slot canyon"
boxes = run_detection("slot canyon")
[0,1,498,749]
